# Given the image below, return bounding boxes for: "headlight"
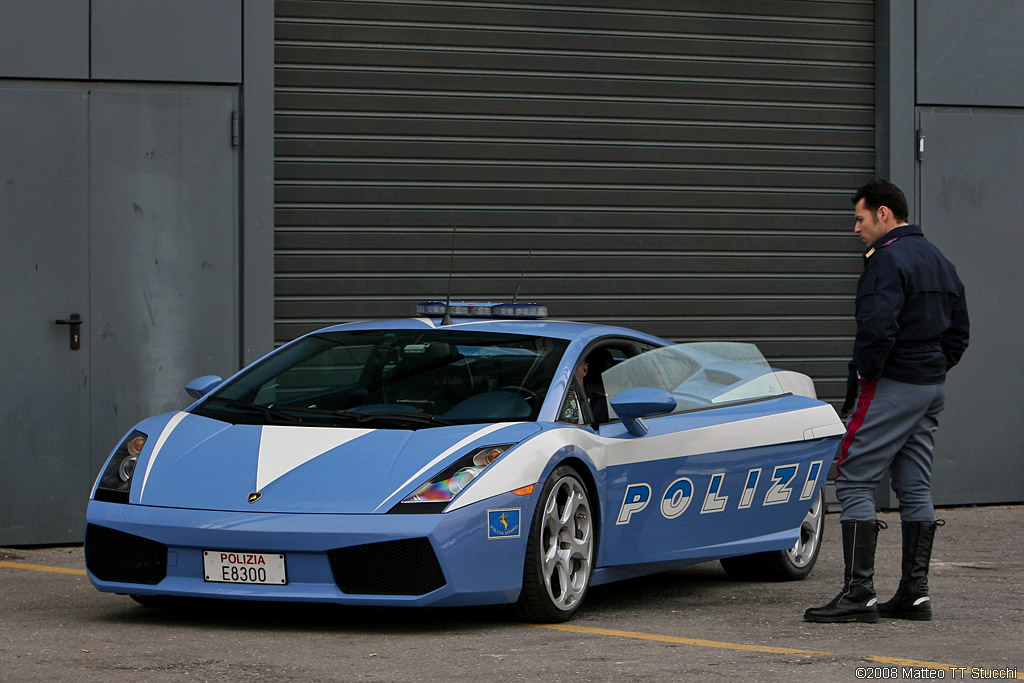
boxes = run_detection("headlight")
[400,444,513,507]
[94,430,148,504]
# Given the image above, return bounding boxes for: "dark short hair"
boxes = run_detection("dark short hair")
[585,348,615,375]
[852,180,909,222]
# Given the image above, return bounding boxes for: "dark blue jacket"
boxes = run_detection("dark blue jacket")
[851,224,969,385]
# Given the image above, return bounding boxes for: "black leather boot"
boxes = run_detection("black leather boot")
[804,520,882,623]
[878,520,942,621]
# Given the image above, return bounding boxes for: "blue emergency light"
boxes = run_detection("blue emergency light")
[416,301,548,319]
[491,303,549,319]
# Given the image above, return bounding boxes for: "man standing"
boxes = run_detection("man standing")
[804,180,969,623]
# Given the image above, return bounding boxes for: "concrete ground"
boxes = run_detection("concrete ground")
[1,504,1021,682]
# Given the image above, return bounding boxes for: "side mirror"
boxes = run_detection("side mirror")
[185,375,223,399]
[610,388,677,437]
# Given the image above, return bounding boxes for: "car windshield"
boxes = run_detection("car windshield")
[191,329,569,428]
[602,342,785,417]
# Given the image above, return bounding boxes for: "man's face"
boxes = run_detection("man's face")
[574,362,589,384]
[853,198,888,246]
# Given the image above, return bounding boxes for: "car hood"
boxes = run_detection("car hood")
[132,412,540,514]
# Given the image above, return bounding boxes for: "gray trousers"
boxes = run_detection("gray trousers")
[835,377,946,523]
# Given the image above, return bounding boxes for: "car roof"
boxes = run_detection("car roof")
[312,316,672,348]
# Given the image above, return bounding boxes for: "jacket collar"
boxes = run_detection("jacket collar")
[865,223,923,259]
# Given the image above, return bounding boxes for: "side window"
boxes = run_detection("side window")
[603,342,785,416]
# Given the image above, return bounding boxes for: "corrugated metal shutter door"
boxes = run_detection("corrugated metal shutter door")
[274,0,874,403]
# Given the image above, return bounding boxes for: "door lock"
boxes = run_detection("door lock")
[55,313,83,350]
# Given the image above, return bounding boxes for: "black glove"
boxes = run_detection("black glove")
[840,360,858,420]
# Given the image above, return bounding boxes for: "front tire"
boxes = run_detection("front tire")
[512,466,595,622]
[720,489,825,581]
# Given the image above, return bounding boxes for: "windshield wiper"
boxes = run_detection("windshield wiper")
[274,406,453,428]
[202,398,452,428]
[205,398,305,424]
[344,411,453,428]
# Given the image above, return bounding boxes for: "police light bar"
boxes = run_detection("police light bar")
[416,301,548,319]
[416,301,500,318]
[416,302,450,316]
[491,303,548,319]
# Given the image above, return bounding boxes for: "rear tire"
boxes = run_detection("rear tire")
[512,466,595,622]
[720,489,825,581]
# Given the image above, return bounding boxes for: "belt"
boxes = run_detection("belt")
[893,339,941,351]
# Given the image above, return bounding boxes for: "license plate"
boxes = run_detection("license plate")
[203,550,287,585]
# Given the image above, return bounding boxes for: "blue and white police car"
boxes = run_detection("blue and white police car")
[85,302,843,622]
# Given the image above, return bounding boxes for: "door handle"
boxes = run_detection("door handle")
[55,313,83,350]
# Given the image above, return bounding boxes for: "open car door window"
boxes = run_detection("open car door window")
[602,342,786,416]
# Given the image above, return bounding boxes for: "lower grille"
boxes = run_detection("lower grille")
[85,524,167,585]
[328,537,446,595]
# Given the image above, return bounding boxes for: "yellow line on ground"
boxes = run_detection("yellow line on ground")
[532,623,1023,678]
[0,560,87,576]
[3,564,1016,679]
[531,623,834,656]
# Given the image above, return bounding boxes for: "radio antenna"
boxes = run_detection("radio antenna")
[511,233,538,304]
[441,224,457,325]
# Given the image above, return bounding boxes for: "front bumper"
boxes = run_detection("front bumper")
[84,492,535,608]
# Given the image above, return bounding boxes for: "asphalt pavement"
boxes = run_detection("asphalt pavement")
[1,505,1021,682]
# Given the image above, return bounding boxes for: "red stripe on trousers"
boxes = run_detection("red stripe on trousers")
[837,378,877,478]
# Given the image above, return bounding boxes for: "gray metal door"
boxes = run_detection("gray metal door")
[1,87,92,544]
[88,87,239,469]
[0,86,239,544]
[919,108,1024,505]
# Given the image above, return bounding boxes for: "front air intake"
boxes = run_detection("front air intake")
[328,537,446,595]
[85,524,167,585]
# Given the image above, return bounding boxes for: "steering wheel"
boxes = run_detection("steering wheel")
[498,385,539,402]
